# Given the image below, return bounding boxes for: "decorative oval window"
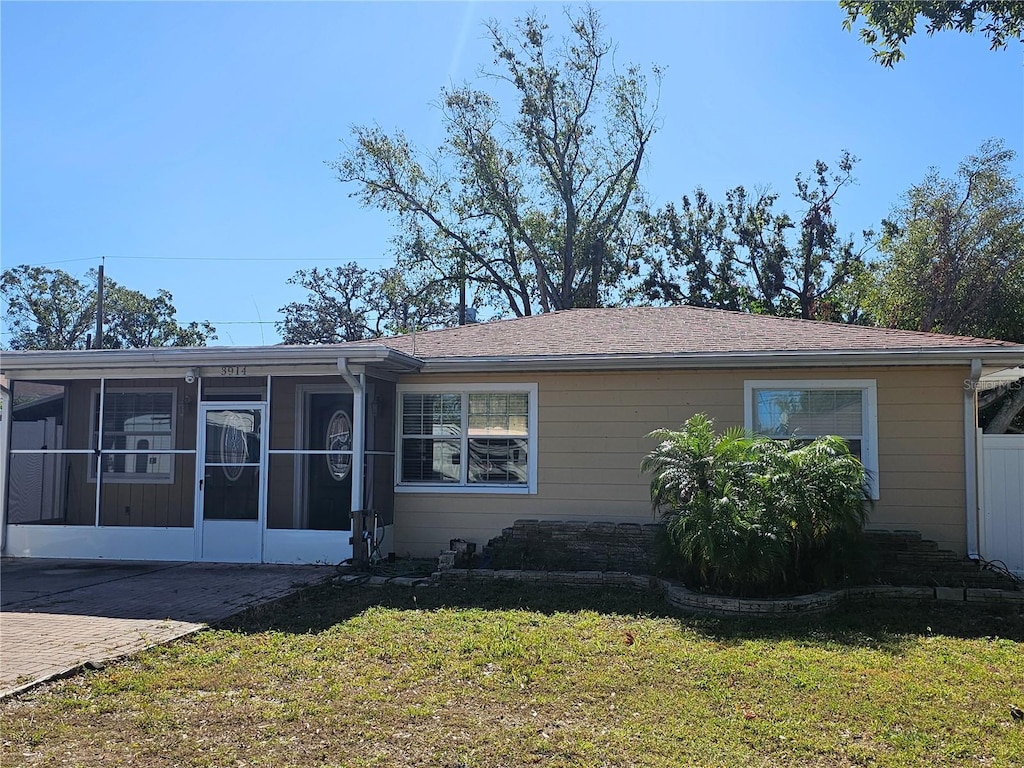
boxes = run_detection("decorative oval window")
[221,412,250,482]
[326,409,353,481]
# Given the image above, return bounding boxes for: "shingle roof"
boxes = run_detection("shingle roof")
[351,306,1019,360]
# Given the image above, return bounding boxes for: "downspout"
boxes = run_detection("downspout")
[965,358,982,559]
[1,377,13,554]
[337,358,365,549]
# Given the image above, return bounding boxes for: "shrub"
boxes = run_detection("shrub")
[642,414,870,595]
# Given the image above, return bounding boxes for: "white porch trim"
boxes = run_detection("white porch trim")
[4,524,195,561]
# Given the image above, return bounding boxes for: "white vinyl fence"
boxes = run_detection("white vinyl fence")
[979,432,1024,576]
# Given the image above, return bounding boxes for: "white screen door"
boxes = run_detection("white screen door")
[197,404,266,562]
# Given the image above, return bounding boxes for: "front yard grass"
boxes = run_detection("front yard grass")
[3,581,1023,767]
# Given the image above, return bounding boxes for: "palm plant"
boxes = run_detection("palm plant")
[643,414,871,595]
[642,414,788,592]
[642,413,753,512]
[775,436,871,583]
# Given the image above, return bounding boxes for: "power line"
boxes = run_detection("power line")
[11,254,396,268]
[106,255,395,262]
[8,256,98,266]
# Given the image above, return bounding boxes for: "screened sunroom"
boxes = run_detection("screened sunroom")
[0,346,419,563]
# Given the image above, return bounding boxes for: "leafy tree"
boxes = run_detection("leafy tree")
[637,189,747,311]
[841,1,1024,66]
[1,265,96,350]
[867,140,1023,339]
[641,153,874,321]
[103,284,215,349]
[979,380,1024,435]
[1,265,216,350]
[277,262,456,345]
[866,139,1024,432]
[331,6,660,317]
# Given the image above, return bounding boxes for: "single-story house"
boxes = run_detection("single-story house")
[2,306,1023,571]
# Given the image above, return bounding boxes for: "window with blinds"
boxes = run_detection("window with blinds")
[752,388,865,458]
[398,386,535,491]
[744,379,879,499]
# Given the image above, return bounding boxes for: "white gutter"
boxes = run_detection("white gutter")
[337,358,365,553]
[4,343,1022,379]
[965,358,982,559]
[416,347,1024,374]
[0,345,423,375]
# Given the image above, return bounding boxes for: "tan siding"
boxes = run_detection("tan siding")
[881,472,964,491]
[393,365,972,557]
[878,438,963,456]
[540,467,647,486]
[876,402,961,421]
[881,454,964,474]
[541,450,652,470]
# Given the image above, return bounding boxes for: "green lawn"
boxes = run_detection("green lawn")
[3,581,1023,767]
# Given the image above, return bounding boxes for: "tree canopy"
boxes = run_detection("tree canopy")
[277,262,455,345]
[841,1,1024,66]
[640,153,874,322]
[865,139,1024,433]
[866,139,1023,341]
[1,265,216,350]
[331,6,660,318]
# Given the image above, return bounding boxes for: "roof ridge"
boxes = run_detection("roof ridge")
[369,305,1016,346]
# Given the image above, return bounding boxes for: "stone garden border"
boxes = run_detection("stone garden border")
[430,568,1024,617]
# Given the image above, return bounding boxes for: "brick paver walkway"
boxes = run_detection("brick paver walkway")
[0,561,335,697]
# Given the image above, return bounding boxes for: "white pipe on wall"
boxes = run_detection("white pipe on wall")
[965,358,982,559]
[338,359,365,558]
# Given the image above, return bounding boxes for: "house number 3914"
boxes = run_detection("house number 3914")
[220,366,247,376]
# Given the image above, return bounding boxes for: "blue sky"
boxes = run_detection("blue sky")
[2,1,1022,347]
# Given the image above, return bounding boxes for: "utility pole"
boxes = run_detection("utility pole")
[94,256,105,349]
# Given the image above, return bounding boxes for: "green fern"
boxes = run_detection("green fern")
[643,414,871,595]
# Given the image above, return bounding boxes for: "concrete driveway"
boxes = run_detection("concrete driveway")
[0,559,335,697]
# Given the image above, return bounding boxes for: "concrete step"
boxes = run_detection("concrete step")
[865,529,1021,590]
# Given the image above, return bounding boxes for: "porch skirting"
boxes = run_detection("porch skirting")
[4,525,194,561]
[3,524,360,565]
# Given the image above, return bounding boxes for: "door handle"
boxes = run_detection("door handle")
[199,479,204,491]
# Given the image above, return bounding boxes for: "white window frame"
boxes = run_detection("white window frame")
[89,388,177,485]
[744,379,879,500]
[395,383,538,495]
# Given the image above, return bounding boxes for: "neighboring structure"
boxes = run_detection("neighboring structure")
[2,307,1022,570]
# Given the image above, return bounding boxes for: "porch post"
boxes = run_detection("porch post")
[193,373,204,560]
[0,376,13,554]
[95,378,106,527]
